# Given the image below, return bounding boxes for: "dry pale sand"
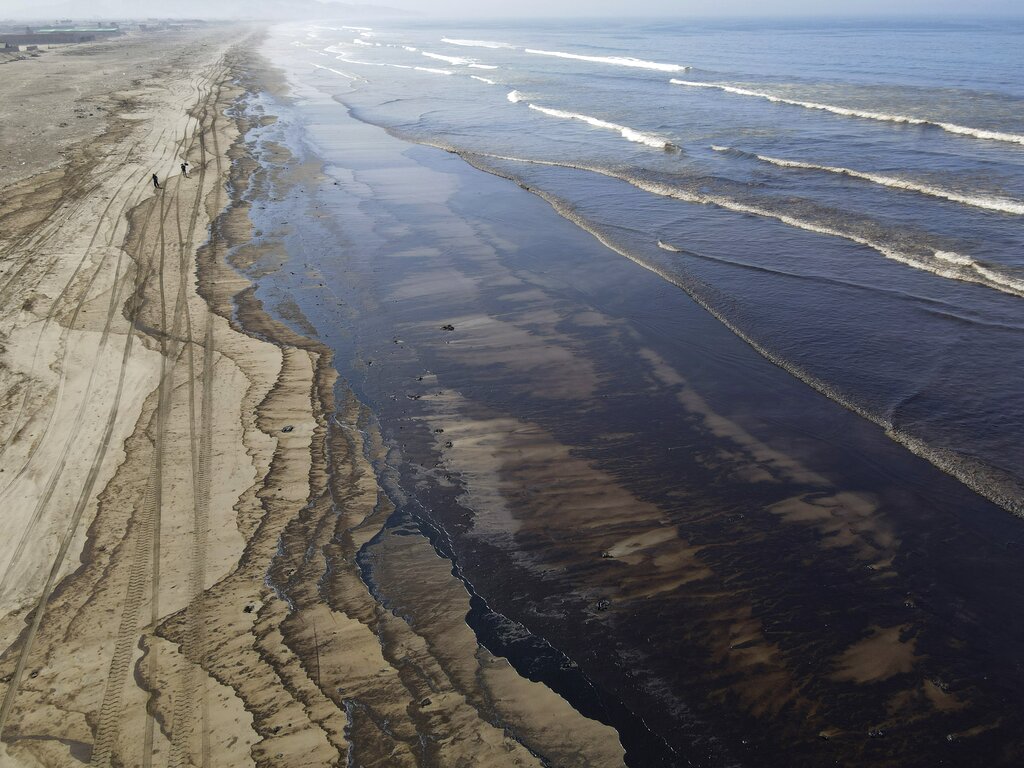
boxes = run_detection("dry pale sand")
[0,27,625,768]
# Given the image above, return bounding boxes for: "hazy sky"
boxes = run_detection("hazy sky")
[355,0,1023,16]
[3,0,1022,20]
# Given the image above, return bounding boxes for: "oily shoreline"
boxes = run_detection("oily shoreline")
[202,50,633,767]
[0,29,636,765]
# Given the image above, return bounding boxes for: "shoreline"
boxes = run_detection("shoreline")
[2,18,1023,768]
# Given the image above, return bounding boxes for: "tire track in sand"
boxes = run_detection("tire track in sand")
[0,62,223,752]
[87,65,227,768]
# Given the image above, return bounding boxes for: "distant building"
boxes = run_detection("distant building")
[0,27,120,50]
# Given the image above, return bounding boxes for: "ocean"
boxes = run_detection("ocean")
[249,17,1024,767]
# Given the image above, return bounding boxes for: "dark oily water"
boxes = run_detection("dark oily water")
[251,18,1024,768]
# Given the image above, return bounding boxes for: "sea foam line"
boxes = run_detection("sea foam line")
[507,90,525,103]
[526,104,673,149]
[671,80,1024,146]
[421,50,498,69]
[715,147,1024,215]
[311,25,373,32]
[422,51,473,65]
[471,75,496,84]
[442,38,517,49]
[526,48,688,72]
[334,54,453,76]
[311,63,359,80]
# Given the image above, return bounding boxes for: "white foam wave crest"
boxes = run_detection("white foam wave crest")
[671,80,1024,146]
[527,104,672,149]
[352,38,376,47]
[335,54,401,68]
[293,41,330,57]
[421,50,498,70]
[442,38,516,49]
[507,90,525,103]
[334,54,452,76]
[403,45,418,52]
[973,264,1024,293]
[718,147,1024,214]
[933,250,973,266]
[471,75,496,84]
[311,63,359,80]
[526,48,688,72]
[311,25,372,32]
[422,51,473,65]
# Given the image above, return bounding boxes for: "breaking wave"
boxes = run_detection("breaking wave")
[507,90,525,103]
[717,147,1024,214]
[526,48,689,72]
[442,38,517,49]
[422,51,473,65]
[671,80,1024,146]
[421,50,498,70]
[525,104,674,149]
[471,75,496,84]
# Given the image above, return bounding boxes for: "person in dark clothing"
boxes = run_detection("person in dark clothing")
[152,173,161,189]
[180,162,188,178]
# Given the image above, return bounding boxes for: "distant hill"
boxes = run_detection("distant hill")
[1,0,410,22]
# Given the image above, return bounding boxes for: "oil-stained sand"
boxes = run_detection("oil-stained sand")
[0,32,625,768]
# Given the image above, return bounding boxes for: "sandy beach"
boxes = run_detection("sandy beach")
[0,26,626,767]
[3,15,1024,768]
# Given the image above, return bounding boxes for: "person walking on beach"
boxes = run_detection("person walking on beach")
[183,160,191,177]
[152,173,161,190]
[180,162,188,178]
